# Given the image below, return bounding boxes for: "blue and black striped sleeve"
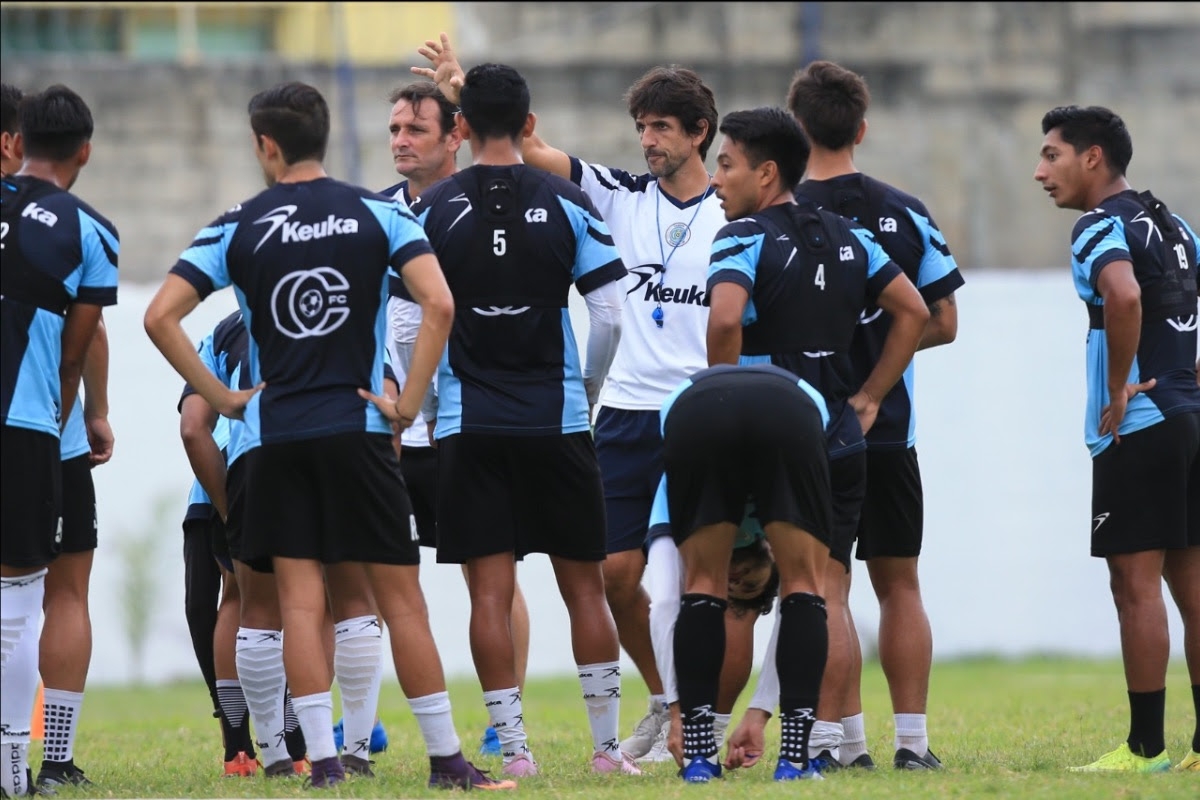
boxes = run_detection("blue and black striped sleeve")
[170,209,239,299]
[557,192,626,295]
[707,219,766,293]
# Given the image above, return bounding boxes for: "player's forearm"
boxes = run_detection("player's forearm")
[82,314,110,419]
[147,317,235,415]
[916,294,957,351]
[747,610,780,714]
[1102,294,1141,397]
[185,434,228,519]
[60,302,103,429]
[582,282,623,404]
[862,309,926,401]
[521,132,572,179]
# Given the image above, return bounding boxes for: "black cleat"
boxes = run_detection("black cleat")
[35,761,91,792]
[845,752,877,769]
[893,748,942,770]
[339,754,375,777]
[809,750,842,772]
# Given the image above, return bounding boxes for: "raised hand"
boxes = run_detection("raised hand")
[411,32,466,105]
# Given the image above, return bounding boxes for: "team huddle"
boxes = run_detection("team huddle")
[1,28,1197,796]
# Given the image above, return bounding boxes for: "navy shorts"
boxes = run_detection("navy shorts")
[1091,411,1200,557]
[855,447,924,560]
[594,407,662,554]
[0,425,62,568]
[400,446,438,549]
[60,453,97,553]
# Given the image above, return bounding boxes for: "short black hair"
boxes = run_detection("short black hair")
[458,64,529,142]
[388,81,458,138]
[625,65,718,159]
[247,82,330,165]
[718,107,810,190]
[1041,105,1133,176]
[2,83,24,136]
[786,60,870,151]
[727,539,780,619]
[19,84,94,161]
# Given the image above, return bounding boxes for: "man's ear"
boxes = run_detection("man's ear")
[854,118,868,146]
[76,140,92,169]
[522,111,537,139]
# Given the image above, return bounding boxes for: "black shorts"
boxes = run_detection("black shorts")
[829,450,867,571]
[436,432,607,564]
[662,372,832,548]
[183,514,232,573]
[242,432,419,566]
[855,447,924,561]
[401,446,438,549]
[60,453,97,553]
[1,426,62,568]
[594,407,663,554]
[1091,411,1200,557]
[225,456,269,573]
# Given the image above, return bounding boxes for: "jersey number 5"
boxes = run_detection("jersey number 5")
[493,229,507,256]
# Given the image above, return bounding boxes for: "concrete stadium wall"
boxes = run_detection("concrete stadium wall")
[3,2,1198,280]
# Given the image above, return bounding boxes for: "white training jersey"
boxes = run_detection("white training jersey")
[383,181,434,448]
[571,157,725,410]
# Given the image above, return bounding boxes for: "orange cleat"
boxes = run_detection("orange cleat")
[223,751,260,777]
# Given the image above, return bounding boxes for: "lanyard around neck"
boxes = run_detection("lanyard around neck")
[652,184,711,329]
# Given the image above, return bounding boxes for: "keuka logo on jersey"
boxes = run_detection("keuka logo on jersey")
[626,264,708,307]
[22,202,58,227]
[253,205,359,252]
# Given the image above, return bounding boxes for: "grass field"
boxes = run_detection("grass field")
[32,657,1196,798]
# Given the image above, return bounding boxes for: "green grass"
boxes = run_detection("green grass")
[33,657,1197,798]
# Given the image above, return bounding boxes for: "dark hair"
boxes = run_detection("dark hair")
[247,82,330,164]
[624,66,718,159]
[19,84,94,161]
[388,81,458,138]
[727,539,780,618]
[458,64,529,141]
[2,83,23,136]
[718,107,810,190]
[1041,105,1133,177]
[786,60,870,151]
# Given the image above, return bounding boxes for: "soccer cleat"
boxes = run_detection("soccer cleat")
[591,750,643,775]
[264,758,298,778]
[428,753,517,790]
[1068,742,1170,773]
[500,753,539,777]
[293,758,310,776]
[680,755,722,783]
[894,747,944,770]
[333,718,389,755]
[1177,750,1200,771]
[305,756,346,789]
[774,757,824,781]
[479,725,502,757]
[635,720,674,763]
[35,761,91,790]
[621,698,670,759]
[809,750,841,772]
[222,751,259,777]
[844,752,877,769]
[339,754,375,777]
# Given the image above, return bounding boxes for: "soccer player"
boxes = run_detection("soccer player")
[1034,105,1200,773]
[660,362,833,783]
[786,60,965,770]
[379,62,634,777]
[704,106,928,779]
[1,84,118,799]
[413,35,724,761]
[381,81,531,757]
[144,81,508,790]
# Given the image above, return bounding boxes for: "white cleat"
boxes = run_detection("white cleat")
[619,698,670,759]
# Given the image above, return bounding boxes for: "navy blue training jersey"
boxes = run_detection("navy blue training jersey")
[170,177,432,448]
[1,175,119,436]
[796,174,964,449]
[408,164,626,437]
[707,199,902,458]
[179,310,252,463]
[1069,189,1200,456]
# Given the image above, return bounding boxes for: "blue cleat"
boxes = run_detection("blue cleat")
[680,756,722,783]
[774,757,824,781]
[369,720,388,754]
[478,726,502,757]
[333,719,389,755]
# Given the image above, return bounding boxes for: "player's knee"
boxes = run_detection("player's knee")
[602,554,645,604]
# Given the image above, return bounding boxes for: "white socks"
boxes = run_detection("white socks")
[808,719,843,760]
[578,661,621,755]
[408,691,461,757]
[235,627,289,767]
[895,713,928,755]
[713,712,732,750]
[1,570,45,798]
[41,688,84,764]
[293,691,336,761]
[334,616,383,759]
[483,687,529,762]
[840,712,868,764]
